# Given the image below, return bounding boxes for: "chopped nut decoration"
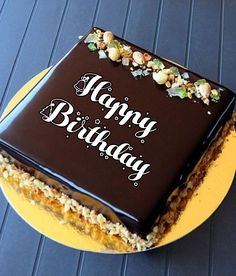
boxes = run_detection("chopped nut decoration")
[84,28,222,105]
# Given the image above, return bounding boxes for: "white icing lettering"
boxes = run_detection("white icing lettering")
[39,72,159,185]
[40,99,73,127]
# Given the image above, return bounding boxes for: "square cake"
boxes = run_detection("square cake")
[0,27,235,251]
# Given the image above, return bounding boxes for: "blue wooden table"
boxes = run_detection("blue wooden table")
[0,1,235,275]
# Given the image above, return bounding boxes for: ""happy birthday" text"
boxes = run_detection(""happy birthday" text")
[74,73,157,139]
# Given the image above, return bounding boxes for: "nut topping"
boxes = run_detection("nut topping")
[132,51,145,65]
[153,71,168,85]
[108,48,120,61]
[84,29,223,105]
[103,31,114,44]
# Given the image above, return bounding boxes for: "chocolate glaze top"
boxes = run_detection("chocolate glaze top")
[0,28,235,236]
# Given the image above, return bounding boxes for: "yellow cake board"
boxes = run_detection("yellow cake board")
[0,68,235,253]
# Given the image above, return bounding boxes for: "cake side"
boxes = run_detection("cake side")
[0,28,235,237]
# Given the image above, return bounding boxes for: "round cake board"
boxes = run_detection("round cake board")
[0,68,235,253]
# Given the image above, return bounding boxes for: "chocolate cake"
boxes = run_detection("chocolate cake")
[0,28,235,251]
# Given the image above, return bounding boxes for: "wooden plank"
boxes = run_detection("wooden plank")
[188,0,222,81]
[0,0,68,113]
[80,252,124,276]
[166,1,222,276]
[0,208,42,276]
[209,4,236,274]
[0,0,37,107]
[0,190,8,225]
[210,176,236,276]
[167,223,210,276]
[221,0,236,91]
[0,0,37,238]
[163,0,236,274]
[51,0,100,64]
[155,0,192,65]
[124,0,162,51]
[0,1,72,276]
[96,0,130,36]
[0,0,7,14]
[209,3,236,270]
[35,239,81,276]
[125,247,167,276]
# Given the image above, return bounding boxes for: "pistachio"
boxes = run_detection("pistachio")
[152,71,168,85]
[108,47,120,61]
[210,89,221,102]
[199,83,211,98]
[168,74,175,82]
[211,89,218,96]
[103,31,114,44]
[132,51,145,65]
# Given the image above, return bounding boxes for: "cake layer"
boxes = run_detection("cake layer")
[0,28,235,236]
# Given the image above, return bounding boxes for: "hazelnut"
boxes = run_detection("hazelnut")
[103,31,114,44]
[199,83,211,98]
[143,53,152,61]
[187,92,192,99]
[132,51,145,65]
[108,47,120,61]
[152,71,168,85]
[168,74,175,82]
